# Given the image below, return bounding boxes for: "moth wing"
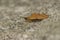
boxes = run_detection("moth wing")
[36,14,48,19]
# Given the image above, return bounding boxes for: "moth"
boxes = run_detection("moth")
[24,13,48,22]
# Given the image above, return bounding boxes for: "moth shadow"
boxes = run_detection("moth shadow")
[31,19,43,22]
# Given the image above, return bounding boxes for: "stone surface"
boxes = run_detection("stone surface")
[0,0,60,40]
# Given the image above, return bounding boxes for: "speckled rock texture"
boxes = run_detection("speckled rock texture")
[0,0,60,40]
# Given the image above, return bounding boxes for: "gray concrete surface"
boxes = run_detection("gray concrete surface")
[0,0,60,40]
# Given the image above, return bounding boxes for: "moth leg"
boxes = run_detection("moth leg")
[27,19,32,22]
